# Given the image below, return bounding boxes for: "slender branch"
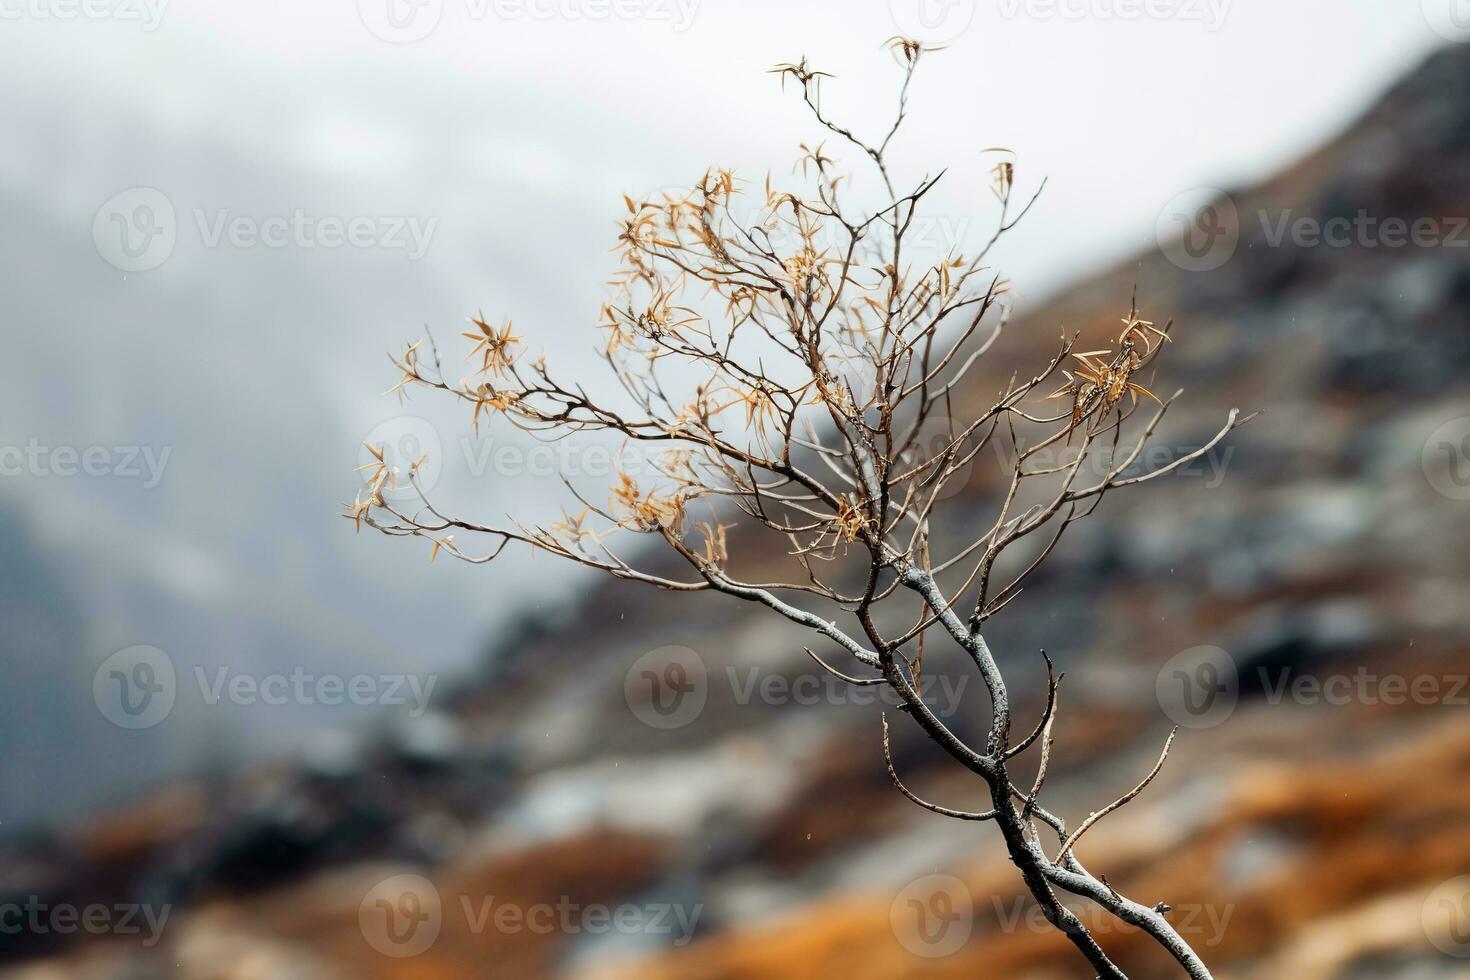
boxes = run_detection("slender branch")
[882,714,997,821]
[350,41,1235,980]
[1055,727,1179,864]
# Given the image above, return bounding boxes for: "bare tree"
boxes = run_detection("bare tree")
[350,39,1247,979]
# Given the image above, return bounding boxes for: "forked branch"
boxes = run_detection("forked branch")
[349,39,1241,980]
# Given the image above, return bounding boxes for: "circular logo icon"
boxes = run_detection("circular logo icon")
[891,873,973,958]
[1424,876,1470,958]
[93,188,176,273]
[1423,0,1470,43]
[623,646,707,730]
[358,0,444,42]
[93,645,176,730]
[888,0,976,45]
[360,416,444,502]
[360,874,442,957]
[1156,645,1238,730]
[1156,188,1239,272]
[896,415,981,502]
[1422,416,1470,501]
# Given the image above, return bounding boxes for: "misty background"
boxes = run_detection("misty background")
[0,0,1454,833]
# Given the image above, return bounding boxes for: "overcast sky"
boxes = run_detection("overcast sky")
[3,1,1450,287]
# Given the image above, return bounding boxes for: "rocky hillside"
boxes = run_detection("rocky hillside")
[5,44,1470,980]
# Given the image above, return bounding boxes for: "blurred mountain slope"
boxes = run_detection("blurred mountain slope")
[0,81,609,830]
